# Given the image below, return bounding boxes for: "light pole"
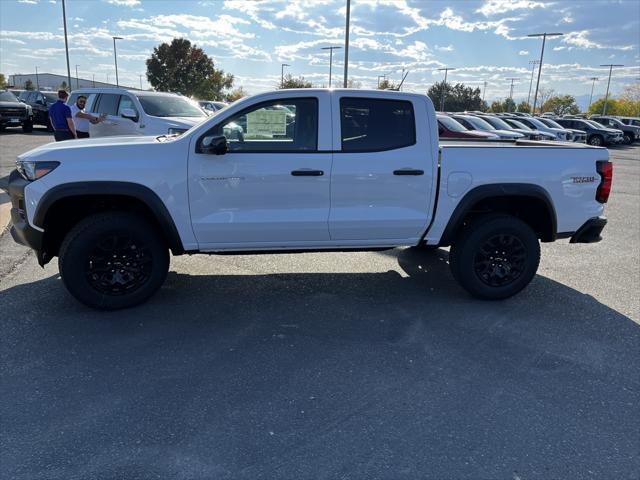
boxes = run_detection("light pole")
[587,77,598,112]
[528,32,563,114]
[75,64,79,89]
[112,36,123,87]
[280,63,290,88]
[61,0,72,90]
[343,0,351,87]
[35,66,40,90]
[139,74,143,90]
[527,60,540,106]
[505,77,519,111]
[437,67,455,111]
[321,46,341,88]
[600,64,624,115]
[482,80,487,103]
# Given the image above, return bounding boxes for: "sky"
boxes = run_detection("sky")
[1,0,639,105]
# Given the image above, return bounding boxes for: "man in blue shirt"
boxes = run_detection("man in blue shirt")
[48,90,76,141]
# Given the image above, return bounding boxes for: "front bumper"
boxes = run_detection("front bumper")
[570,216,607,243]
[8,169,43,251]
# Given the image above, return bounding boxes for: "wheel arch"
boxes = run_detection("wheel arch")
[34,181,185,261]
[438,183,557,247]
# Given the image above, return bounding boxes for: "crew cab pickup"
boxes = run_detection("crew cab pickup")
[8,89,612,310]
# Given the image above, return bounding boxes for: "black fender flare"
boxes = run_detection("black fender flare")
[34,181,185,255]
[437,183,557,246]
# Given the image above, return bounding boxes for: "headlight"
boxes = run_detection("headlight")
[16,161,60,181]
[167,127,188,135]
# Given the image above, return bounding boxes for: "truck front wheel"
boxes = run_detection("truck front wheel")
[449,215,540,300]
[58,212,169,310]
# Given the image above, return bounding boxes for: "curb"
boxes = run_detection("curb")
[0,192,11,237]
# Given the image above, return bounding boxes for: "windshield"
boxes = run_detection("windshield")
[506,119,531,130]
[463,116,495,130]
[438,116,467,132]
[585,119,609,129]
[43,92,59,103]
[0,91,19,102]
[482,116,512,130]
[136,94,207,118]
[538,118,563,129]
[522,117,547,129]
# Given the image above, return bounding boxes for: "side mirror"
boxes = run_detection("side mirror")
[121,108,138,122]
[201,135,228,155]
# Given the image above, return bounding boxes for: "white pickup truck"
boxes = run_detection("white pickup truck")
[8,89,612,310]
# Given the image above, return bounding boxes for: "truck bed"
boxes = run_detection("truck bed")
[439,139,596,149]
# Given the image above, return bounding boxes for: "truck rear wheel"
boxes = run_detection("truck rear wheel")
[449,215,540,300]
[58,212,169,310]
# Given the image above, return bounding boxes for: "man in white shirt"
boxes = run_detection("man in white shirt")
[70,95,104,138]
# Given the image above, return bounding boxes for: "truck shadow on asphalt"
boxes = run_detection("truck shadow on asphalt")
[1,248,639,479]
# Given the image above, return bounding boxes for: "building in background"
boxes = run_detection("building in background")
[8,72,142,91]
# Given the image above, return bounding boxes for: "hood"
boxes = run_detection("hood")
[0,101,27,109]
[566,128,586,135]
[492,129,524,139]
[466,130,499,138]
[151,116,206,128]
[17,135,162,162]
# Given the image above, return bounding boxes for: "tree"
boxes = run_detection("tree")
[488,100,503,113]
[588,86,640,116]
[347,78,362,89]
[427,81,485,112]
[226,87,248,103]
[24,79,34,90]
[58,81,68,91]
[534,87,555,113]
[542,95,580,115]
[146,38,234,99]
[0,73,7,89]
[502,97,516,113]
[279,73,312,89]
[517,101,531,113]
[377,78,399,90]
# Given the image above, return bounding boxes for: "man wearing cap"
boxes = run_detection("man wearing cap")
[48,90,76,141]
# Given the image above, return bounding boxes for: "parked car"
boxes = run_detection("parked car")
[67,88,208,137]
[618,117,640,128]
[535,117,587,143]
[590,116,639,144]
[555,118,623,146]
[9,89,611,309]
[198,100,228,115]
[504,116,570,141]
[452,114,524,140]
[477,115,550,140]
[20,90,59,130]
[0,90,33,133]
[437,114,499,140]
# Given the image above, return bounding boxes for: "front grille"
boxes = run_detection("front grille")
[0,108,26,118]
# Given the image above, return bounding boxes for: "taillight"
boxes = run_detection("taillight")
[596,160,613,203]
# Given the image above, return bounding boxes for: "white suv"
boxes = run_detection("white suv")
[67,88,208,137]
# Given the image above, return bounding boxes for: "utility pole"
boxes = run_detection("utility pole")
[321,46,341,88]
[482,80,487,103]
[35,66,39,90]
[280,63,290,88]
[587,77,598,112]
[139,74,143,90]
[437,67,455,111]
[528,32,563,114]
[113,36,123,87]
[600,64,624,115]
[61,0,72,90]
[505,77,519,111]
[527,60,540,106]
[75,64,79,89]
[343,0,351,87]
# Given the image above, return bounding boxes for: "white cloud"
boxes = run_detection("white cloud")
[435,44,454,52]
[477,0,546,17]
[562,30,635,51]
[0,38,27,45]
[18,0,39,4]
[106,0,141,6]
[518,50,529,56]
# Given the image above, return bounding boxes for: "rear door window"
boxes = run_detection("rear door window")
[94,94,121,116]
[117,95,138,117]
[340,98,415,152]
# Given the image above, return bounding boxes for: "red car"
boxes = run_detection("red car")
[437,114,499,140]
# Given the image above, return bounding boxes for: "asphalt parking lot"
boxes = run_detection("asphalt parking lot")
[1,130,639,479]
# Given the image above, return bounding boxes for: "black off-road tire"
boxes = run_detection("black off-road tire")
[58,212,169,310]
[449,214,540,300]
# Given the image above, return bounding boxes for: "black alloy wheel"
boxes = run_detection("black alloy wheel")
[472,234,527,287]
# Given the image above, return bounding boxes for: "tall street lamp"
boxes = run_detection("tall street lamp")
[321,46,341,88]
[280,63,290,89]
[343,0,351,87]
[75,64,80,89]
[437,67,455,111]
[528,32,563,113]
[112,36,123,87]
[600,64,624,115]
[35,66,40,90]
[527,60,540,106]
[139,74,143,90]
[61,0,72,90]
[587,77,599,112]
[505,77,519,111]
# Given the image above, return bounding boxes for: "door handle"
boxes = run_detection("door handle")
[291,169,324,176]
[393,169,424,175]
